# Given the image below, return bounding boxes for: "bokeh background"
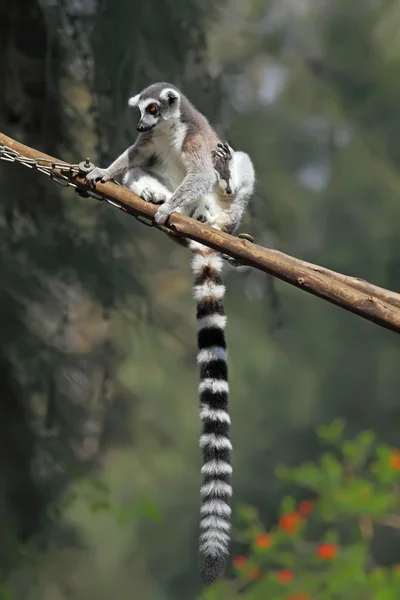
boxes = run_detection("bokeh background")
[1,0,400,598]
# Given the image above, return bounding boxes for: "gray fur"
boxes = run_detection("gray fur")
[189,143,256,236]
[85,85,256,585]
[85,81,220,225]
[85,83,255,234]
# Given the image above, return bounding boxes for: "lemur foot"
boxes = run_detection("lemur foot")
[192,206,211,224]
[212,141,232,195]
[85,167,111,189]
[140,188,166,205]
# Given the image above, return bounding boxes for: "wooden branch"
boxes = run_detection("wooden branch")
[299,260,400,310]
[2,131,400,334]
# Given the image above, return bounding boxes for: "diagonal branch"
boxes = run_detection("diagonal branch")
[1,131,400,334]
[297,260,400,310]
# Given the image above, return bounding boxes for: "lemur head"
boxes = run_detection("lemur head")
[128,83,181,133]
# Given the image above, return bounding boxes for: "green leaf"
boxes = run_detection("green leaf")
[290,462,322,489]
[0,585,14,600]
[324,529,340,544]
[373,589,397,600]
[375,445,400,485]
[342,441,357,459]
[319,452,343,483]
[356,430,376,447]
[271,550,295,568]
[137,494,162,522]
[201,579,233,599]
[89,499,110,513]
[317,419,346,445]
[280,496,296,515]
[236,503,259,524]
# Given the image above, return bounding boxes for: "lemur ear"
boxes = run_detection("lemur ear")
[160,88,179,106]
[128,94,140,108]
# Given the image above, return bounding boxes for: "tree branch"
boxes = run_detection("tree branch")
[298,260,400,310]
[2,131,400,334]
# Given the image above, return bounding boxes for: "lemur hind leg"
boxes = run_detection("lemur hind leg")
[123,167,170,205]
[141,187,167,205]
[123,167,187,246]
[191,199,213,224]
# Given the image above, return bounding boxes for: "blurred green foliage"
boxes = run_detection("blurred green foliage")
[204,423,400,599]
[0,0,400,598]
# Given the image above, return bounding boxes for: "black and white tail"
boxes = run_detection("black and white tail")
[191,244,232,585]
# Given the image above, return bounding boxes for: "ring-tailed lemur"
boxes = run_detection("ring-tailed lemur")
[85,83,255,585]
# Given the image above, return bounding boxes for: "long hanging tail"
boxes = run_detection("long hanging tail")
[191,243,232,585]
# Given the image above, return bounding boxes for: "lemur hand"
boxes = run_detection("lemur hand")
[212,142,232,195]
[85,167,111,189]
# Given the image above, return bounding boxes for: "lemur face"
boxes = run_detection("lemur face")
[136,99,162,133]
[128,84,180,133]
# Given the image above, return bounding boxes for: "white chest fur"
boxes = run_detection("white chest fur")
[150,123,187,190]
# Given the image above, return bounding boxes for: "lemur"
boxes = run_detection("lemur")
[85,82,255,585]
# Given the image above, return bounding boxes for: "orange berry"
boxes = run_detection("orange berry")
[248,567,262,580]
[285,595,310,600]
[233,555,247,569]
[279,512,302,534]
[298,500,315,516]
[316,543,337,560]
[389,449,400,471]
[254,533,272,549]
[277,569,294,584]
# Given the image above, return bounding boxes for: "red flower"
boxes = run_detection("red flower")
[298,500,315,516]
[316,543,337,560]
[232,555,247,569]
[277,569,294,584]
[279,511,302,534]
[254,533,272,549]
[285,595,310,600]
[248,567,262,580]
[389,449,400,471]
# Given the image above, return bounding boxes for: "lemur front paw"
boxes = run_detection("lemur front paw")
[154,203,174,225]
[140,188,166,205]
[212,141,232,195]
[216,142,232,162]
[85,167,111,189]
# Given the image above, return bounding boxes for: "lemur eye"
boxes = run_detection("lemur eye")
[147,104,159,115]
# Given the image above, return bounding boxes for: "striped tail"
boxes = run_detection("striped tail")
[191,244,232,585]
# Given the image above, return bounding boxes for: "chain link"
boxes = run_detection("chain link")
[0,141,125,207]
[0,141,253,266]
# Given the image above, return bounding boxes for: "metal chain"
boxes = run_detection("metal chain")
[0,141,127,207]
[0,141,253,264]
